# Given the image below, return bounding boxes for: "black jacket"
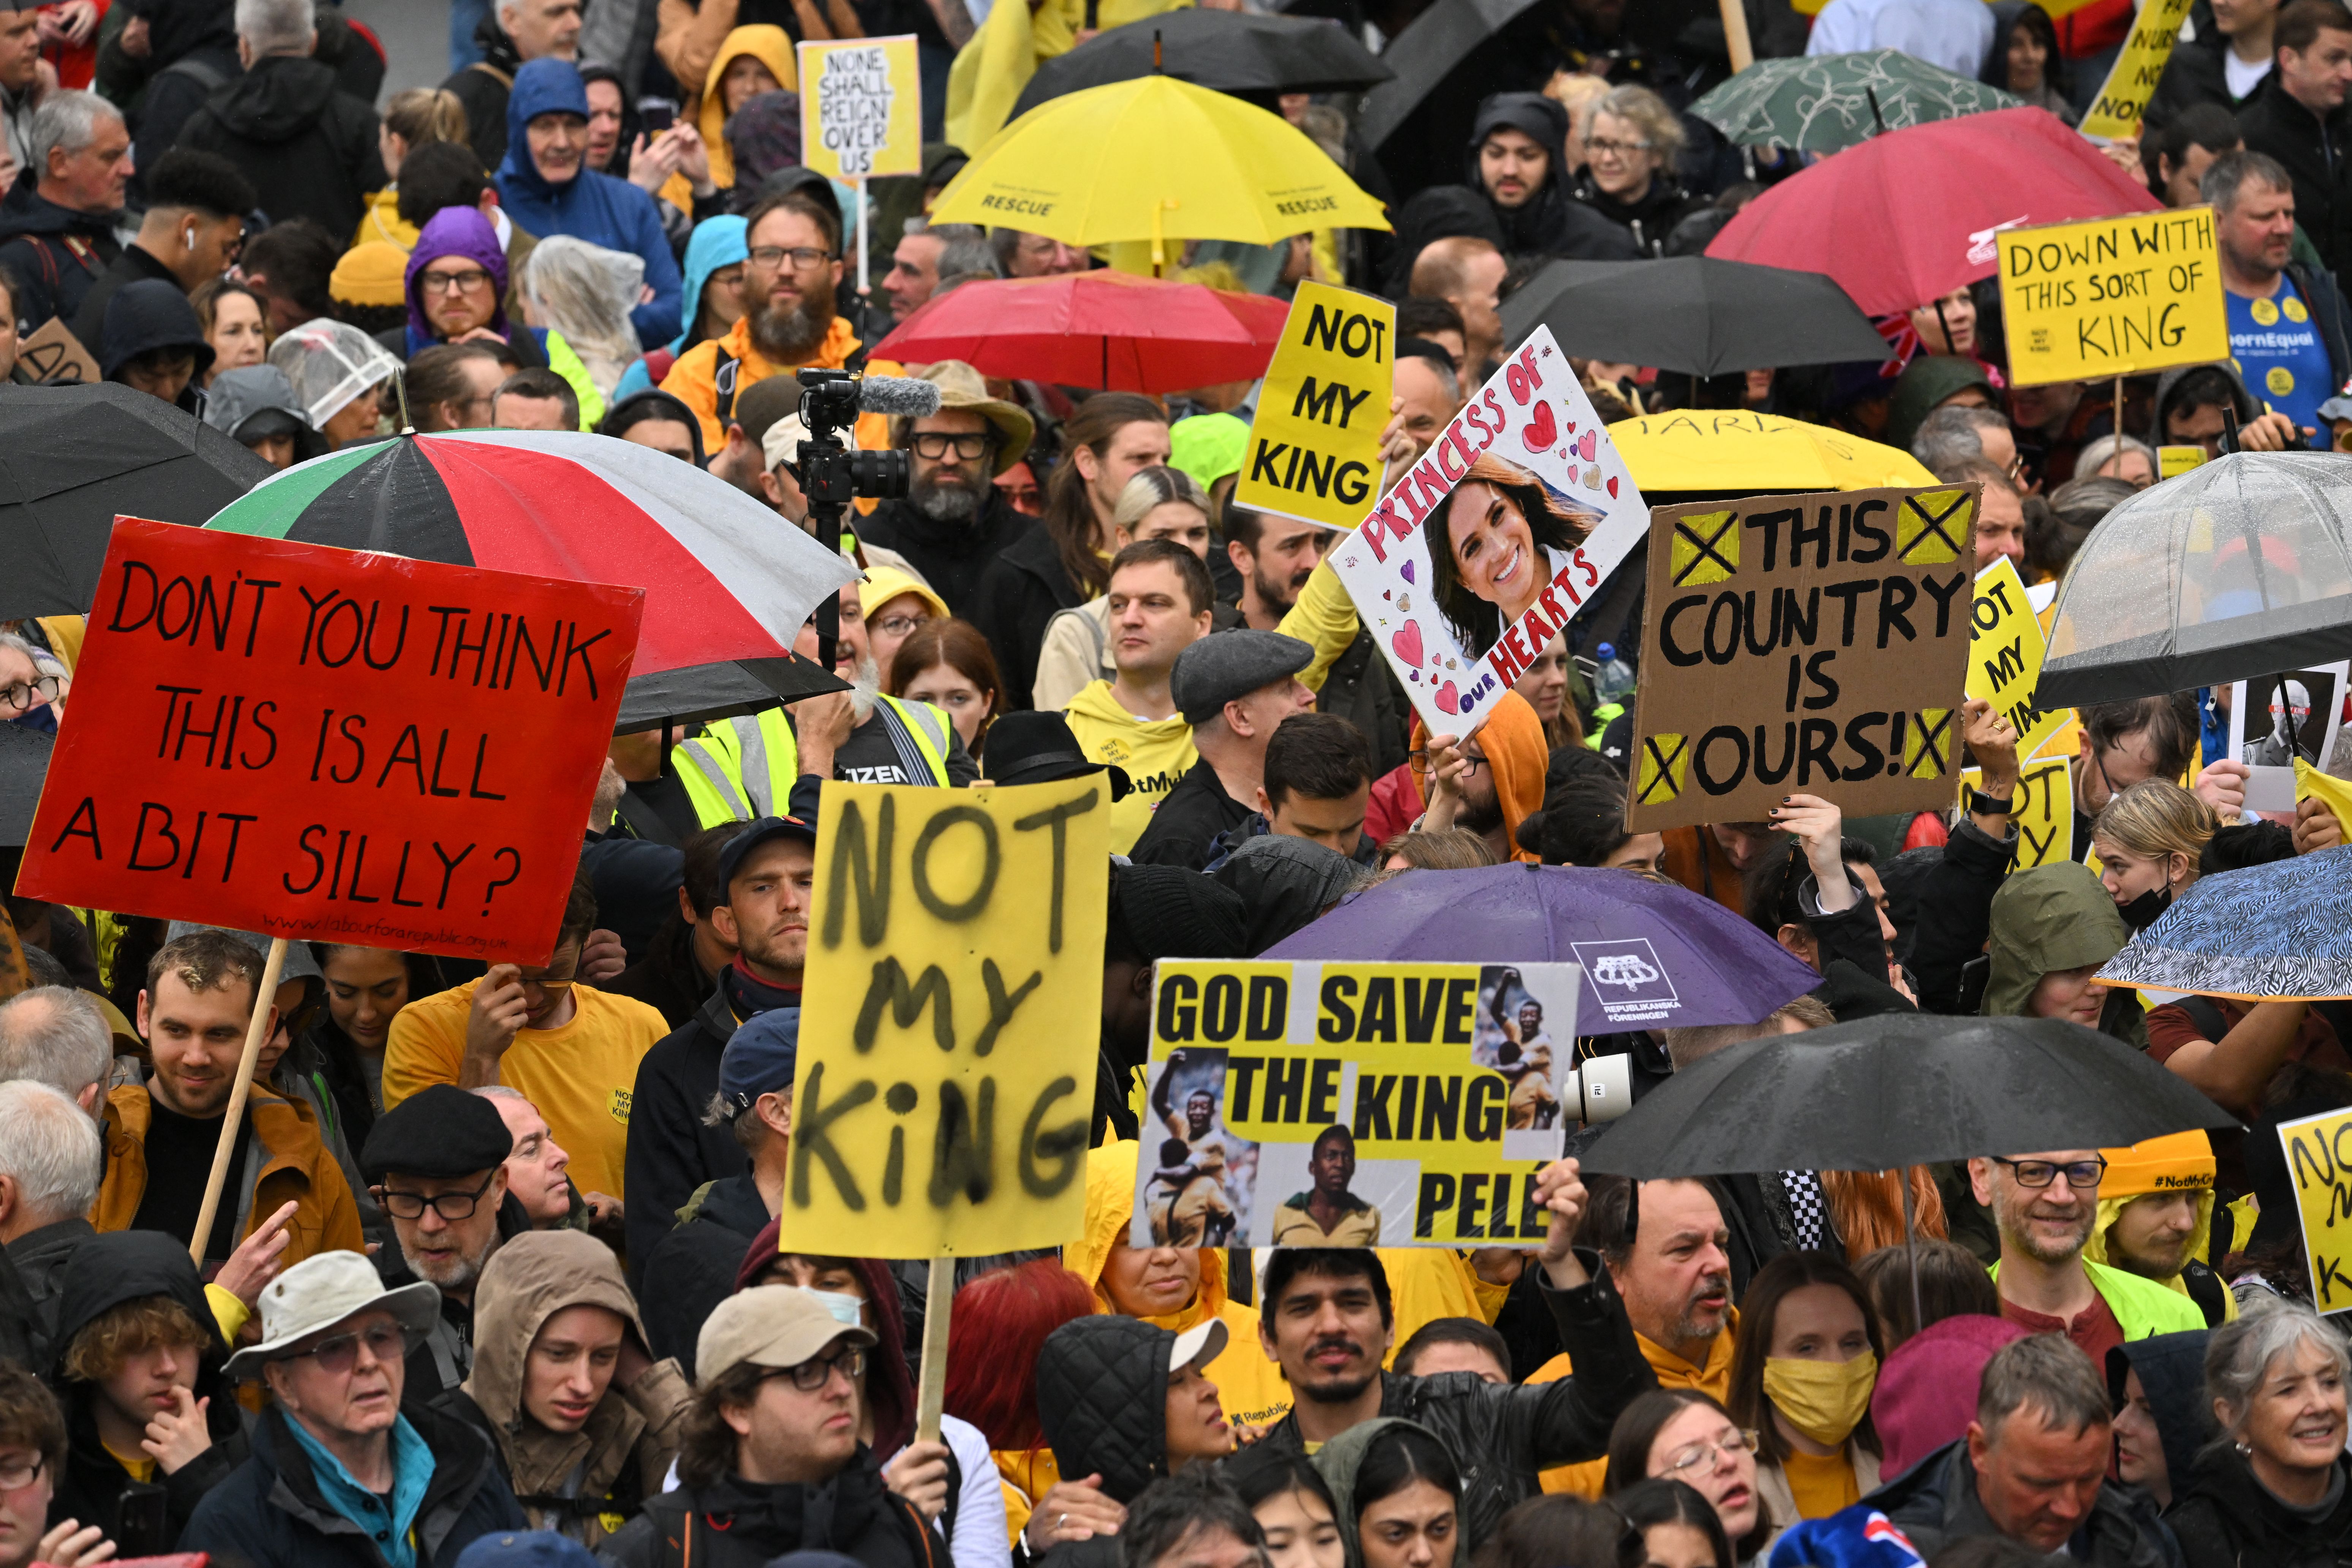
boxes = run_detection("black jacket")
[1,1216,90,1371]
[1129,760,1254,871]
[857,488,1038,621]
[0,172,121,331]
[182,1402,526,1568]
[442,18,522,174]
[2166,1448,2352,1567]
[2237,74,2352,278]
[1257,1259,1657,1545]
[131,40,241,199]
[972,520,1086,713]
[374,1192,534,1403]
[636,1172,772,1378]
[623,987,750,1285]
[178,54,385,238]
[1864,1438,2181,1567]
[1034,1315,1173,1505]
[1568,172,1709,259]
[1457,93,1644,263]
[600,1460,937,1568]
[71,243,179,365]
[1316,627,1413,781]
[46,1232,246,1554]
[2108,1331,2213,1503]
[606,915,715,1030]
[2145,32,2250,131]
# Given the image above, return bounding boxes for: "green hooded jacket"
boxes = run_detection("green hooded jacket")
[1979,861,2146,1048]
[1311,1417,1470,1568]
[1887,354,1997,454]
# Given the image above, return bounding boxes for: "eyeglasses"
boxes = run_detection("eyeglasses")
[1660,1429,1758,1476]
[748,245,836,271]
[1584,137,1652,158]
[1,673,62,710]
[1991,1155,2108,1189]
[378,1170,498,1221]
[418,267,493,294]
[768,1345,866,1392]
[910,432,995,460]
[0,1451,43,1492]
[873,614,932,639]
[1408,748,1486,776]
[286,1321,407,1375]
[519,962,579,992]
[273,996,322,1042]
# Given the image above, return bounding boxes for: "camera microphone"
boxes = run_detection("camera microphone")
[857,375,943,417]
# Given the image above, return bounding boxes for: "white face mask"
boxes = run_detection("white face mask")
[805,1287,865,1328]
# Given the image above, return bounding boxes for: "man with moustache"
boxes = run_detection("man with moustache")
[1970,1150,2205,1364]
[794,575,977,789]
[856,359,1037,617]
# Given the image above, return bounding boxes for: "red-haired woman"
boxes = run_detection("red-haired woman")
[943,1258,1110,1556]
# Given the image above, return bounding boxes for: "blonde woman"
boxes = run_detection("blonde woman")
[2090,779,2218,933]
[354,88,468,250]
[1570,84,1704,255]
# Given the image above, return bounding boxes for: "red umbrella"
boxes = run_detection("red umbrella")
[873,270,1289,392]
[1705,106,2160,318]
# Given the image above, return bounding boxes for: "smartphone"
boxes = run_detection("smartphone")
[115,1485,169,1557]
[638,98,677,134]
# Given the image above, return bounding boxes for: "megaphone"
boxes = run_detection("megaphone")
[1560,1052,1634,1126]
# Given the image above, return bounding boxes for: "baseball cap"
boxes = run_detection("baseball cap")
[717,814,819,891]
[698,1284,876,1380]
[717,1007,800,1116]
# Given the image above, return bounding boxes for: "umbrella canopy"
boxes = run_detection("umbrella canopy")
[1261,861,1825,1030]
[1499,258,1892,377]
[1608,410,1935,493]
[0,723,51,848]
[929,74,1390,256]
[0,383,276,620]
[202,431,857,678]
[1705,106,2160,316]
[1581,1014,2237,1179]
[1355,0,1539,155]
[2098,847,2352,1002]
[1009,9,1392,117]
[1690,50,2022,154]
[2037,453,2352,707]
[873,271,1288,393]
[615,654,846,735]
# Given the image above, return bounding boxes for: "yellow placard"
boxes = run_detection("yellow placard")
[1137,959,1581,1248]
[1235,280,1394,530]
[2278,1106,2352,1312]
[784,778,1110,1255]
[798,36,923,180]
[1968,558,2067,763]
[1961,756,2074,870]
[2159,444,2209,479]
[1998,209,2230,386]
[2080,0,2199,140]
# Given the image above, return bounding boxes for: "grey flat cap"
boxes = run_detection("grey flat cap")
[1171,630,1314,725]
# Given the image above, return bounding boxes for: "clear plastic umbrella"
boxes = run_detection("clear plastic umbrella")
[2036,452,2352,707]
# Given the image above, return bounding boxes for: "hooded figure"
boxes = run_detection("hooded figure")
[100,280,215,412]
[2086,1132,2234,1327]
[448,1230,692,1548]
[405,207,600,418]
[1311,1417,1470,1568]
[1979,860,2145,1046]
[1211,834,1365,955]
[1886,355,1997,454]
[1458,95,1643,264]
[611,215,748,401]
[1867,1314,2030,1481]
[46,1231,247,1554]
[495,60,683,351]
[2145,360,2270,451]
[1034,1313,1227,1510]
[176,28,385,241]
[696,28,798,191]
[201,364,327,466]
[2105,1331,2210,1508]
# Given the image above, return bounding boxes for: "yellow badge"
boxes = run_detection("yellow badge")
[2251,297,2281,326]
[608,1086,632,1124]
[2284,295,2311,323]
[2268,366,2297,397]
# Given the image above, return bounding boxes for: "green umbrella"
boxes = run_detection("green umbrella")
[1691,50,2022,154]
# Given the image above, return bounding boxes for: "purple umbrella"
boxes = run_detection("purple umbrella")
[1264,861,1825,1030]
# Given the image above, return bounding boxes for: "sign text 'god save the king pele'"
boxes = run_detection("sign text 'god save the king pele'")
[1625,485,1979,833]
[17,518,639,962]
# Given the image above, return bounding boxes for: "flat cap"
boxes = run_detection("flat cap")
[360,1083,514,1182]
[1170,630,1313,725]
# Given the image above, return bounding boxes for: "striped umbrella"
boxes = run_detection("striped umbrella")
[202,430,857,677]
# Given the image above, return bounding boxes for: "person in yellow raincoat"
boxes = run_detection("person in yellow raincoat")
[651,24,800,214]
[2084,1130,2238,1328]
[943,0,1195,153]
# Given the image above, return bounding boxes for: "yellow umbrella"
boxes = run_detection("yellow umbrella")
[929,74,1389,266]
[1608,410,1935,492]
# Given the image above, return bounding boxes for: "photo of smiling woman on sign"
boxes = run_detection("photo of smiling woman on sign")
[1426,453,1604,656]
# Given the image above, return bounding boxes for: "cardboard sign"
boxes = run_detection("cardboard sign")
[2159,444,2208,478]
[1968,558,2066,764]
[2278,1106,2352,1312]
[1327,327,1646,739]
[2230,661,2349,812]
[16,317,100,384]
[1624,485,1979,833]
[798,36,922,179]
[1135,959,1580,1249]
[17,518,640,962]
[1233,281,1394,531]
[2080,0,2199,141]
[785,778,1110,1255]
[1997,210,2229,386]
[1960,756,2074,870]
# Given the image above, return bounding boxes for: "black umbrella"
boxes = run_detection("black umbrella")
[0,383,275,621]
[1010,9,1392,118]
[1497,257,1893,377]
[0,723,53,849]
[615,653,847,734]
[1356,0,1541,153]
[1580,1014,2237,1180]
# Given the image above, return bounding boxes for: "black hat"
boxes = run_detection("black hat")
[360,1083,514,1183]
[983,711,1131,800]
[717,814,819,893]
[1169,630,1313,726]
[1110,863,1250,961]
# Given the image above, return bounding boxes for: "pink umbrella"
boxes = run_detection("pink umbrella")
[873,270,1290,392]
[1705,106,2161,317]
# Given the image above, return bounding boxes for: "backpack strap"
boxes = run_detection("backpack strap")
[467,59,515,89]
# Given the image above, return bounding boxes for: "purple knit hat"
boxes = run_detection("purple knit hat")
[405,205,511,344]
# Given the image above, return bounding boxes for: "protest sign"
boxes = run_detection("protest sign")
[17,518,639,963]
[1233,281,1394,531]
[785,777,1110,1257]
[1968,557,2066,763]
[2080,0,2199,141]
[798,37,922,180]
[1327,327,1646,739]
[1961,756,2074,870]
[2279,1105,2352,1312]
[1135,959,1581,1249]
[1623,485,1979,833]
[2229,661,2349,812]
[1997,210,2228,386]
[2159,445,2208,479]
[16,318,100,384]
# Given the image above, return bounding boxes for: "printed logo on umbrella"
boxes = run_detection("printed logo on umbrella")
[1570,937,1681,1025]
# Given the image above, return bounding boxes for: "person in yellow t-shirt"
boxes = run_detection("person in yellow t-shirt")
[1061,541,1214,854]
[381,880,665,1204]
[1725,1253,1884,1529]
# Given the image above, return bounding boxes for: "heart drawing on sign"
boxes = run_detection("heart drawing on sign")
[1435,680,1461,714]
[1521,401,1557,452]
[1577,428,1597,462]
[1400,560,1415,584]
[1607,475,1619,497]
[1391,621,1425,668]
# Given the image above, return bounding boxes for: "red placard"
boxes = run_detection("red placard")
[15,518,642,963]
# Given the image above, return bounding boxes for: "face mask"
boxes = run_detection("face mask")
[2118,885,2172,932]
[1761,1351,1877,1449]
[804,1288,865,1328]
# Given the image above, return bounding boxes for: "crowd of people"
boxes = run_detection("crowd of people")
[2,0,2352,1566]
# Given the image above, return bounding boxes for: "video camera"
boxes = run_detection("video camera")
[792,367,933,524]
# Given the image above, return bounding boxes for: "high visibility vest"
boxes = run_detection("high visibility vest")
[670,697,954,825]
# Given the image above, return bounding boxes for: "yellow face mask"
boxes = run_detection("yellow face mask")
[1761,1350,1879,1449]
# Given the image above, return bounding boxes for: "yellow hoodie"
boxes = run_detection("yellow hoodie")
[1063,680,1197,854]
[2086,1130,2237,1323]
[1528,1310,1740,1497]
